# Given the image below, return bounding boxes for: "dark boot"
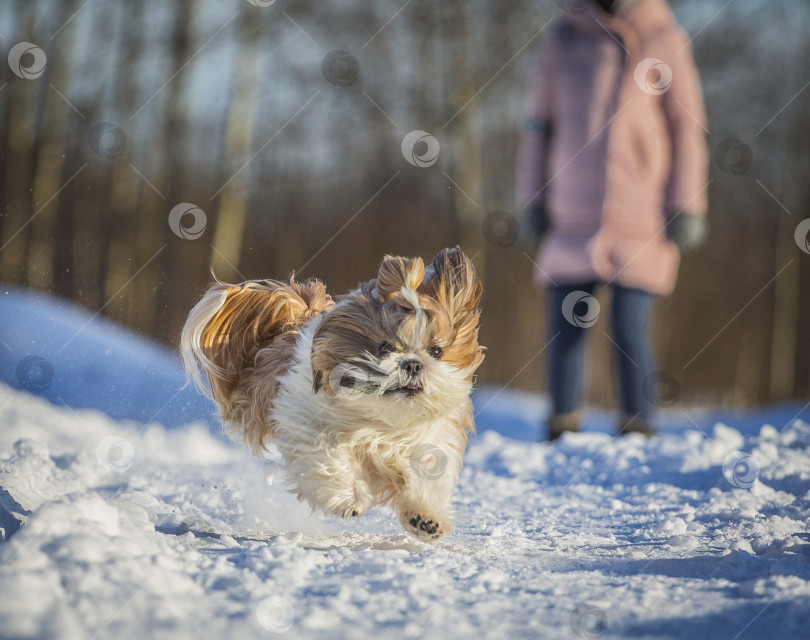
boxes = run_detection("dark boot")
[617,414,655,437]
[547,411,580,441]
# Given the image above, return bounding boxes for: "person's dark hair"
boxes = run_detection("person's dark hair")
[593,0,618,13]
[592,0,640,14]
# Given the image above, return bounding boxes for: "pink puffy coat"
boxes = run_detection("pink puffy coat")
[516,0,708,295]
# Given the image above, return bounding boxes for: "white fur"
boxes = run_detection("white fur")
[270,320,471,540]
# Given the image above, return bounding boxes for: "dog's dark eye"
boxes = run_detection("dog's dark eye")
[428,346,443,360]
[378,343,394,357]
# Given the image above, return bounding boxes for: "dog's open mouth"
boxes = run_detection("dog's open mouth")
[386,382,423,396]
[402,382,422,396]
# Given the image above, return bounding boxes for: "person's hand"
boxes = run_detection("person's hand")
[522,203,552,243]
[666,214,707,252]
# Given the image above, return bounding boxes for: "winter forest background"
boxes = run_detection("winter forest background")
[2,0,809,410]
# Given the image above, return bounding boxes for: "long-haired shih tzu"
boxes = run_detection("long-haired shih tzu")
[181,247,484,542]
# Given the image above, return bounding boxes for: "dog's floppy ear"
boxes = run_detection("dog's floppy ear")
[310,319,335,394]
[419,247,484,373]
[375,255,425,302]
[419,246,482,313]
[311,296,376,395]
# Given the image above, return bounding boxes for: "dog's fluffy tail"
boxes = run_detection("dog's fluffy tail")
[181,277,333,453]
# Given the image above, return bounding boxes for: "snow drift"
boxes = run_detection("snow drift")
[0,289,809,639]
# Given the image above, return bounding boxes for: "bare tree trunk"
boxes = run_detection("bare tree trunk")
[0,4,44,283]
[208,6,261,282]
[800,193,810,398]
[440,0,484,267]
[121,1,164,331]
[61,2,115,310]
[0,3,18,248]
[97,1,148,324]
[88,4,127,316]
[732,217,772,405]
[769,19,808,402]
[150,0,213,344]
[768,194,799,402]
[48,1,90,300]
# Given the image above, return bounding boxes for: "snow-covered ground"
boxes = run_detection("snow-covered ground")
[1,292,809,639]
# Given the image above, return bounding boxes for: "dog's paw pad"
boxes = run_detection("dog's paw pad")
[406,514,443,540]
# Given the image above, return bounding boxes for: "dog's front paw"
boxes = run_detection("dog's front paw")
[328,497,370,519]
[400,512,448,542]
[319,474,375,519]
[328,487,374,520]
[339,504,365,518]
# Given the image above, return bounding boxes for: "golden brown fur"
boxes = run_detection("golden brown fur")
[184,277,333,452]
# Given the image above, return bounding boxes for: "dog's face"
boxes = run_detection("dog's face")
[311,247,484,425]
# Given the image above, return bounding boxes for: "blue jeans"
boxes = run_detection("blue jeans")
[547,282,655,420]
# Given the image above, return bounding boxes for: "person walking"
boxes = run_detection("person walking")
[515,0,709,439]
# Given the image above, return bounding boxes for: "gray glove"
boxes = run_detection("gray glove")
[666,214,707,252]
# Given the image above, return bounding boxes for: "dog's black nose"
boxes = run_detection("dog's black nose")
[400,360,422,376]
